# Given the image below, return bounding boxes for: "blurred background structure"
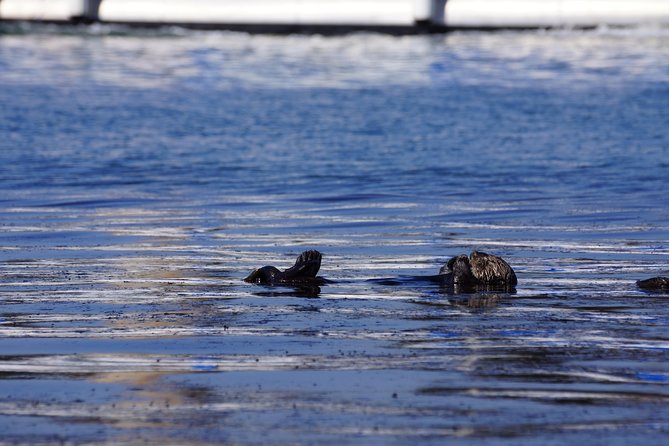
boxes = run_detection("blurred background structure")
[1,0,669,31]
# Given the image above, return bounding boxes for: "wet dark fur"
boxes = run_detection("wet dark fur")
[370,251,517,294]
[637,277,669,292]
[439,251,517,293]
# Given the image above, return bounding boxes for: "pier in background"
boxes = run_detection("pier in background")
[1,0,668,31]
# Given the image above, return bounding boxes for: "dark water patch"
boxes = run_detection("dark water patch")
[31,198,158,208]
[417,385,669,405]
[1,258,39,263]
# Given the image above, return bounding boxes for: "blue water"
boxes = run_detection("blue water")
[1,23,669,445]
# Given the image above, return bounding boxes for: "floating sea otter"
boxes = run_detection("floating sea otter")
[244,250,328,286]
[637,277,669,292]
[244,249,517,293]
[438,251,518,293]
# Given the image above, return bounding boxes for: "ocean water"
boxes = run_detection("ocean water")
[1,23,669,445]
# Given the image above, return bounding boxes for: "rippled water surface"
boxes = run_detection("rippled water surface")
[1,23,669,445]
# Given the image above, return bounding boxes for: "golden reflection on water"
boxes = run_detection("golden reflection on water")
[90,370,206,429]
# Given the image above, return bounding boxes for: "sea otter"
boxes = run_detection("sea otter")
[637,277,669,292]
[244,250,328,286]
[438,251,517,293]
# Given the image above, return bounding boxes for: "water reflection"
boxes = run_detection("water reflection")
[91,371,210,429]
[448,293,502,310]
[251,285,322,298]
[1,24,669,90]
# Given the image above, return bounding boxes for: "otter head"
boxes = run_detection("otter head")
[441,255,476,289]
[243,266,282,284]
